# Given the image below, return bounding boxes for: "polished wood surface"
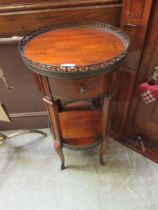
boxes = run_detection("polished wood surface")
[0,0,122,8]
[0,1,121,37]
[124,0,158,161]
[49,72,112,100]
[110,0,158,163]
[41,71,116,168]
[24,27,125,66]
[60,110,102,139]
[40,76,65,169]
[110,0,153,136]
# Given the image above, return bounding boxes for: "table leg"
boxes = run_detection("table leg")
[48,101,65,170]
[49,120,65,170]
[54,140,65,170]
[99,136,109,165]
[41,76,65,170]
[99,94,112,165]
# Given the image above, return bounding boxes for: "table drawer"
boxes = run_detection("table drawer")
[48,72,112,100]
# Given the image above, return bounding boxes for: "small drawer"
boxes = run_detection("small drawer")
[48,72,112,100]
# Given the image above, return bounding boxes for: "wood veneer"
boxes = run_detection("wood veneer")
[24,27,125,66]
[110,0,158,163]
[0,1,122,37]
[48,73,112,100]
[60,110,102,139]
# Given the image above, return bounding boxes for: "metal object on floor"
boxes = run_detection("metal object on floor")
[0,129,47,145]
[135,135,146,153]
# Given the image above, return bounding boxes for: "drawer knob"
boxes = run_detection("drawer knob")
[80,86,87,95]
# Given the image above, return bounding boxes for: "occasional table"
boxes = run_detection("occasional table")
[19,23,129,169]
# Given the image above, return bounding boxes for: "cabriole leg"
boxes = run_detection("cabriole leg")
[41,76,65,170]
[99,136,109,165]
[99,94,113,165]
[54,140,65,170]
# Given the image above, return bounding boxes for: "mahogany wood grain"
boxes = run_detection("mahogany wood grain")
[49,72,112,100]
[24,27,125,66]
[110,0,153,137]
[62,100,93,111]
[0,3,121,37]
[0,0,122,7]
[0,1,122,12]
[40,76,65,169]
[60,110,102,139]
[40,76,62,142]
[110,0,158,163]
[123,0,158,160]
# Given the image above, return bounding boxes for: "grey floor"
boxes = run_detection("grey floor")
[0,129,158,210]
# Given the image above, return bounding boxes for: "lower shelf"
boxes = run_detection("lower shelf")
[60,109,102,139]
[62,137,103,151]
[59,109,103,150]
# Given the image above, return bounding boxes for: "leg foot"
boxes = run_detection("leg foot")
[61,163,65,170]
[54,140,65,170]
[99,136,109,165]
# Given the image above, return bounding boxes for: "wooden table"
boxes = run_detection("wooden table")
[19,22,129,169]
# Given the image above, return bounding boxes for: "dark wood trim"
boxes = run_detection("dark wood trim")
[0,4,122,37]
[110,0,154,138]
[110,68,135,135]
[0,1,122,13]
[129,0,145,19]
[0,4,122,16]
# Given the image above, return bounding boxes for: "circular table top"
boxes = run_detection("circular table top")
[19,23,129,78]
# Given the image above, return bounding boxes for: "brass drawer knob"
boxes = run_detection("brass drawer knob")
[80,86,87,95]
